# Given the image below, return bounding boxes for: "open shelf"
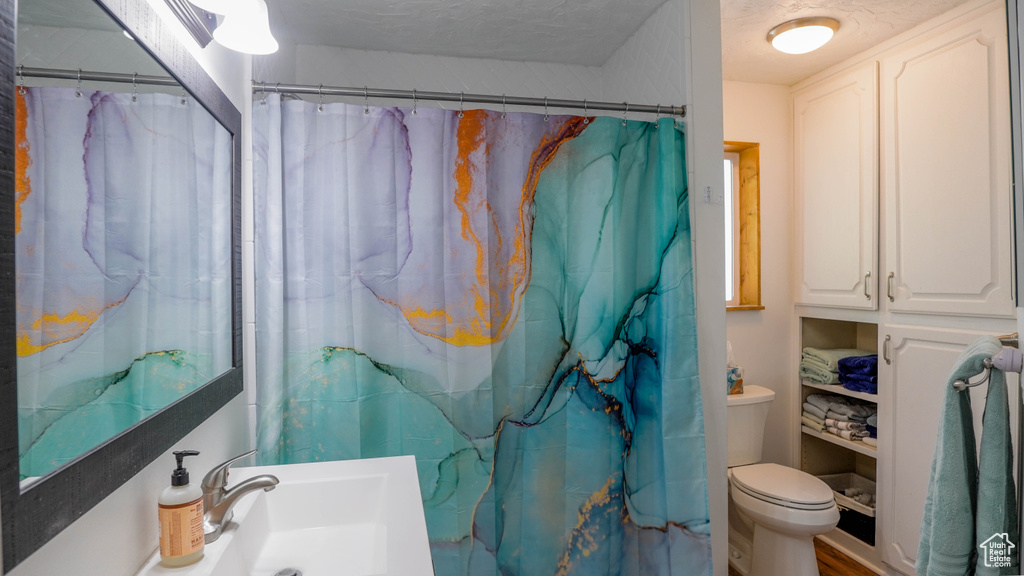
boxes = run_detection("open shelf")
[820,527,877,556]
[802,380,878,403]
[801,426,877,458]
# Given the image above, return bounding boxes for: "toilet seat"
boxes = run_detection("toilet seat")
[730,463,834,511]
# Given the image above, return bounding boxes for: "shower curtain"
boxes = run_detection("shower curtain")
[15,87,233,478]
[253,93,710,576]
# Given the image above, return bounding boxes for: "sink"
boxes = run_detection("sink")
[137,455,433,576]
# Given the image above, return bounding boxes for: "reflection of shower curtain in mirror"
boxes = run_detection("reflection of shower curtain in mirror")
[253,93,710,576]
[15,87,233,479]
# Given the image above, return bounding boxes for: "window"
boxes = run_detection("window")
[724,152,740,305]
[724,141,762,310]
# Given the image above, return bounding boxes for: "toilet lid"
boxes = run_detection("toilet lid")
[731,463,835,510]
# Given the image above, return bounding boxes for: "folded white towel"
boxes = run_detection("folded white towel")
[803,402,827,420]
[825,418,866,431]
[802,416,825,431]
[827,397,874,418]
[805,394,833,413]
[825,410,867,423]
[863,437,877,447]
[826,426,869,441]
[803,411,824,426]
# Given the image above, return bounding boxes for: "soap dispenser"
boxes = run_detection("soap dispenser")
[158,450,204,567]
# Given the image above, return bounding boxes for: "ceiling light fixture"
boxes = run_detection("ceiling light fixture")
[766,17,839,55]
[212,0,279,55]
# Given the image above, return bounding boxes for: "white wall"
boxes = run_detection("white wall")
[679,1,726,573]
[291,45,603,109]
[5,1,252,574]
[722,81,795,468]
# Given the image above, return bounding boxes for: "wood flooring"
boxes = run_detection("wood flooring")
[727,538,877,576]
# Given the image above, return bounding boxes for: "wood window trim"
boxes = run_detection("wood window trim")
[725,141,762,311]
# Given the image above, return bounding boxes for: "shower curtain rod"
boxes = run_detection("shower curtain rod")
[253,80,686,117]
[17,66,179,87]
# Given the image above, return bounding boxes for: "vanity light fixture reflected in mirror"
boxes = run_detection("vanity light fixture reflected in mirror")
[212,0,279,55]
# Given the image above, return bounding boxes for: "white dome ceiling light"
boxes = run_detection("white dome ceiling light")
[767,17,840,55]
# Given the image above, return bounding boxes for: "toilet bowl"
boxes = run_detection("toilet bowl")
[729,463,840,576]
[727,386,839,576]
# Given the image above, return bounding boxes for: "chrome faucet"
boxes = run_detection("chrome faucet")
[202,449,279,543]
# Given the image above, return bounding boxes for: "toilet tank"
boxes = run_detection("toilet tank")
[726,385,776,467]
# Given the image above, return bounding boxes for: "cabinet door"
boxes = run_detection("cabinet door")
[877,325,1019,575]
[794,62,878,309]
[880,6,1014,317]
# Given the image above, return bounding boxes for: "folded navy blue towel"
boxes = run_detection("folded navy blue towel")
[841,373,878,394]
[866,424,877,438]
[841,373,877,385]
[838,354,878,376]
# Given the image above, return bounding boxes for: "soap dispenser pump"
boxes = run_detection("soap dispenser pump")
[158,450,204,567]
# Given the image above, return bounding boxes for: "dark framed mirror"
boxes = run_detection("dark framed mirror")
[0,0,243,571]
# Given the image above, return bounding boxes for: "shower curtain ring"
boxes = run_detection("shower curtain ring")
[17,65,26,95]
[655,104,661,129]
[582,99,589,125]
[77,69,85,98]
[501,94,507,119]
[458,92,464,118]
[364,86,369,115]
[543,96,549,122]
[317,84,323,112]
[259,81,268,106]
[412,88,418,115]
[622,102,628,126]
[180,87,187,105]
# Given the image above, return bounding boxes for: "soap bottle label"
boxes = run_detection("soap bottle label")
[158,497,205,557]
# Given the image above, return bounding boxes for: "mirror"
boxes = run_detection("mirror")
[0,0,243,571]
[15,0,232,482]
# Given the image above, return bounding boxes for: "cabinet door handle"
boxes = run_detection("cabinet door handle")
[864,272,871,300]
[883,335,892,365]
[887,272,895,302]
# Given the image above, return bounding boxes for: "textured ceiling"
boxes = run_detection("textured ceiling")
[721,0,973,85]
[19,0,978,86]
[271,0,669,66]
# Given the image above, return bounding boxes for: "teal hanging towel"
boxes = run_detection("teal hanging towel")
[917,336,1020,576]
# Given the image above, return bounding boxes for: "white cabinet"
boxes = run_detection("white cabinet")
[877,324,1019,575]
[791,4,1018,576]
[794,4,1014,318]
[880,7,1014,318]
[794,62,878,310]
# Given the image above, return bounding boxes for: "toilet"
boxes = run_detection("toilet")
[727,385,840,576]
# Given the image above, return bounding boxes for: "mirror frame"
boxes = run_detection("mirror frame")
[0,0,243,571]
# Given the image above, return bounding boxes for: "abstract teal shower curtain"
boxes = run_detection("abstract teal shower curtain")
[253,93,710,575]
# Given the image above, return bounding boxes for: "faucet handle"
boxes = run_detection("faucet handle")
[202,449,257,490]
